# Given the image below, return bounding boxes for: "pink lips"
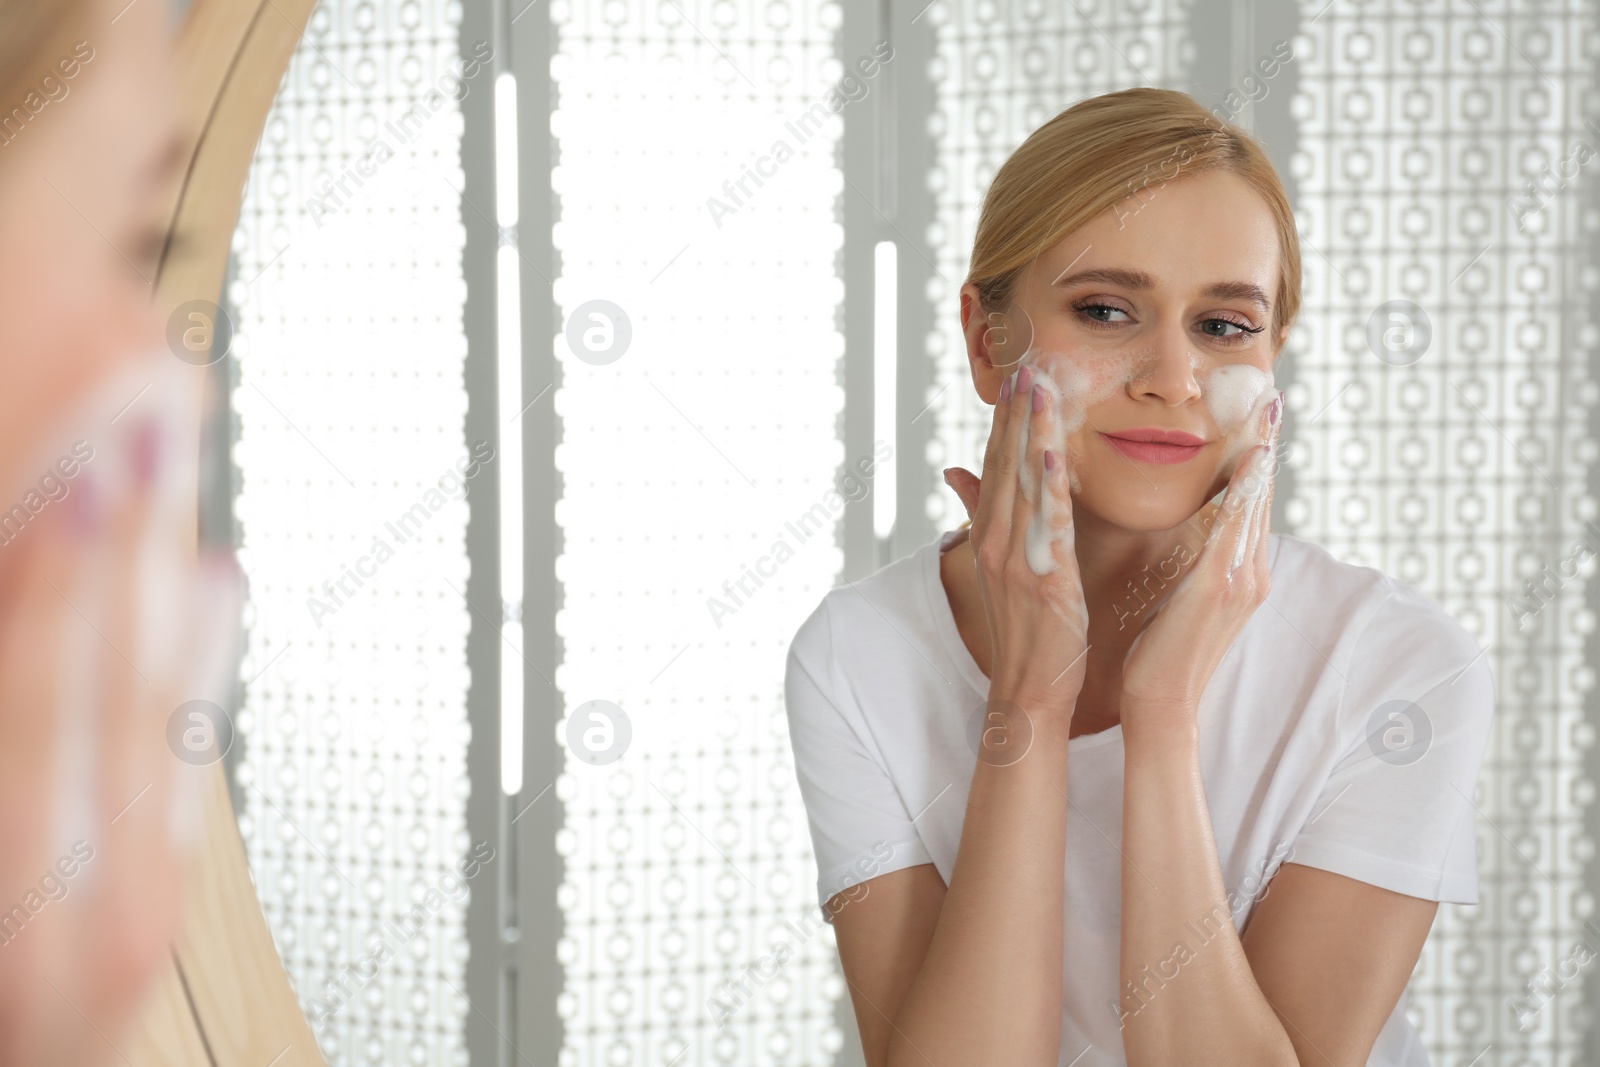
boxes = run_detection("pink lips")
[1099,427,1207,465]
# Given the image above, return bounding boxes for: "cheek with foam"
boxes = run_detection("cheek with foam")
[1204,364,1276,476]
[1010,348,1142,574]
[1024,347,1144,494]
[1003,354,1277,575]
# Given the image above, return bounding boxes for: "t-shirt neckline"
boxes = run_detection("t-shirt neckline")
[921,524,1283,753]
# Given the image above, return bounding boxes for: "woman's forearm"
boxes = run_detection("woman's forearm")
[1118,716,1298,1066]
[887,704,1073,1067]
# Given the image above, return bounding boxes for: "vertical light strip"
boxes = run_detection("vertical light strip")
[874,239,898,542]
[496,70,525,796]
[496,71,520,227]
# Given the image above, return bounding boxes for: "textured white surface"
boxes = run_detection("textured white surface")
[1286,3,1597,1061]
[229,1,475,1063]
[549,1,851,1063]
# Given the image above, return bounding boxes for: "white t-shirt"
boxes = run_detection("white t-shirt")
[783,527,1495,1067]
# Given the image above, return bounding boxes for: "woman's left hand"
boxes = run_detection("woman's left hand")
[1120,392,1283,739]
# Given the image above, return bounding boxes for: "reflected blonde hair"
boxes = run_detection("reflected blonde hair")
[966,87,1302,343]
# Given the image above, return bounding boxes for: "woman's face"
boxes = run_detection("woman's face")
[0,0,178,483]
[963,167,1287,533]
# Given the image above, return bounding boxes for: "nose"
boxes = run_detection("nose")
[1126,323,1202,407]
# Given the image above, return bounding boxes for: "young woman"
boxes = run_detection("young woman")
[0,2,231,1062]
[785,88,1494,1066]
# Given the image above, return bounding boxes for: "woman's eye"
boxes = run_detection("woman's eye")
[1201,316,1260,341]
[1075,302,1129,325]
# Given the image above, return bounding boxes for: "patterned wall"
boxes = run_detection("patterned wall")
[548,1,849,1064]
[229,1,477,1063]
[1285,2,1598,1062]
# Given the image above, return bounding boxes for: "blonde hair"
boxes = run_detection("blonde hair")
[0,0,95,139]
[966,87,1302,343]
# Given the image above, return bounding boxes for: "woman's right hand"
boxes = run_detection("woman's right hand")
[942,363,1089,720]
[0,371,240,1067]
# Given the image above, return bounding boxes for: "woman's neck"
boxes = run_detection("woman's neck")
[1068,498,1221,639]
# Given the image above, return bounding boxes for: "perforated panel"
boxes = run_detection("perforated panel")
[547,1,849,1063]
[229,2,476,1063]
[1285,3,1599,1062]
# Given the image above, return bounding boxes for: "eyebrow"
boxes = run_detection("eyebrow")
[1051,266,1271,312]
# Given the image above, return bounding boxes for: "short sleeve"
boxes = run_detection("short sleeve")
[784,599,936,921]
[1288,584,1496,905]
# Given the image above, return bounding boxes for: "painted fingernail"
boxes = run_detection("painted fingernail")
[1249,443,1274,483]
[1044,449,1056,472]
[1032,384,1045,413]
[1268,392,1283,426]
[1017,365,1032,394]
[1000,375,1012,403]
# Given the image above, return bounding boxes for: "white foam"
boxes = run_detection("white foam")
[1000,348,1278,578]
[1011,349,1132,575]
[1227,449,1270,575]
[1207,365,1277,475]
[1205,364,1274,431]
